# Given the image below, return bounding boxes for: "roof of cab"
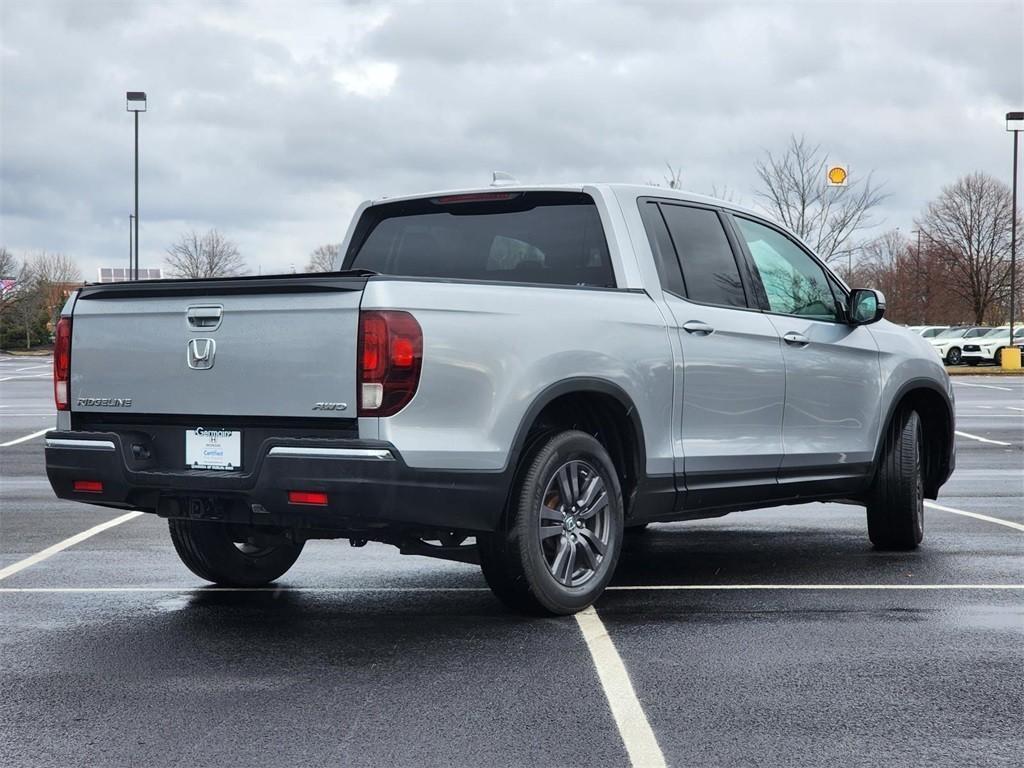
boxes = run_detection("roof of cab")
[367,183,762,219]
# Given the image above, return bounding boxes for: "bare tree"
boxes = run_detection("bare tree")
[165,229,246,279]
[0,247,21,316]
[708,184,738,203]
[306,243,343,272]
[915,172,1014,324]
[5,259,42,349]
[647,162,684,189]
[30,251,82,329]
[754,135,887,263]
[0,246,16,278]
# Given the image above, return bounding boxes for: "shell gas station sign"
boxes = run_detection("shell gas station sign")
[826,164,849,186]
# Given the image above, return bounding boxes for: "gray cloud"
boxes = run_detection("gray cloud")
[1,0,1020,279]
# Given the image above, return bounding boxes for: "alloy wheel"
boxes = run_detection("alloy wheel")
[537,460,611,587]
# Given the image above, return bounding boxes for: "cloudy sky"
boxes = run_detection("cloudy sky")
[1,0,1021,279]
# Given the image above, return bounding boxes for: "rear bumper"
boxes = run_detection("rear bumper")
[44,430,508,534]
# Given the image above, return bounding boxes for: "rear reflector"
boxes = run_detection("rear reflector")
[288,490,328,506]
[73,480,103,493]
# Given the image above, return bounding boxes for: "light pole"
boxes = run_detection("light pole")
[126,92,146,281]
[1007,112,1023,352]
[129,214,135,277]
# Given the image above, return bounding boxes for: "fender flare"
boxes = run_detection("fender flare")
[503,377,649,480]
[872,377,955,494]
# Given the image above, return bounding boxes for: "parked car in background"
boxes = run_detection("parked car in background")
[961,326,1024,365]
[916,326,948,339]
[929,326,990,365]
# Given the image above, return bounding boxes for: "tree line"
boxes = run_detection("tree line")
[0,249,81,349]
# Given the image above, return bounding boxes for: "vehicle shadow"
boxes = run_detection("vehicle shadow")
[612,519,928,586]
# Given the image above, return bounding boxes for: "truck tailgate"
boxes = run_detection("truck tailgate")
[69,274,366,419]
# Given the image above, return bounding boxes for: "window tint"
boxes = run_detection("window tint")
[660,204,747,307]
[348,192,614,287]
[735,217,840,321]
[638,201,685,295]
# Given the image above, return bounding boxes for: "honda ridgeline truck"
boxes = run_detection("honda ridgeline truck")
[45,184,955,614]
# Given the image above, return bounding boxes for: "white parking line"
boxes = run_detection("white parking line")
[955,430,1012,446]
[574,607,666,767]
[0,511,143,581]
[925,501,1024,533]
[1009,407,1024,412]
[954,381,1014,391]
[0,428,50,447]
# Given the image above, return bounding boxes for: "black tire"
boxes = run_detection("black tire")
[945,347,962,365]
[993,348,1004,366]
[866,409,924,550]
[169,519,304,587]
[479,430,623,615]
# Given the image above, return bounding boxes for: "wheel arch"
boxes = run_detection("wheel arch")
[873,378,955,499]
[504,378,650,518]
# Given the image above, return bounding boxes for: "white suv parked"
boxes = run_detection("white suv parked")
[929,326,990,365]
[960,326,1024,365]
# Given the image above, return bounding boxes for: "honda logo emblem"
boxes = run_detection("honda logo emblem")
[187,338,216,370]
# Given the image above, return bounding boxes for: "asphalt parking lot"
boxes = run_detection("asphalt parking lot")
[1,354,1022,768]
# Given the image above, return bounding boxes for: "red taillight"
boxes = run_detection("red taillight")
[73,480,103,493]
[54,317,72,411]
[357,310,422,417]
[288,490,328,506]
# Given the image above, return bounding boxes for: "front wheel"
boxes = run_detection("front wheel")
[866,409,924,550]
[169,519,304,587]
[945,347,962,365]
[479,430,623,615]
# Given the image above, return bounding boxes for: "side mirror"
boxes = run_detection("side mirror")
[848,288,886,325]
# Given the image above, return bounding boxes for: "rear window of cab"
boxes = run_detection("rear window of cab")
[345,192,615,288]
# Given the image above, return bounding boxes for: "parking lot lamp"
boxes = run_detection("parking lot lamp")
[1007,112,1023,352]
[126,92,146,281]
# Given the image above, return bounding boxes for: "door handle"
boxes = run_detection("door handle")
[682,320,714,336]
[783,331,810,346]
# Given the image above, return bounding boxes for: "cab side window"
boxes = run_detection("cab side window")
[734,217,841,321]
[660,204,747,308]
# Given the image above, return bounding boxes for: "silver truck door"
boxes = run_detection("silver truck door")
[638,200,786,503]
[730,214,882,488]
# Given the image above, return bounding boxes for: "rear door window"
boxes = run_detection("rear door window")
[347,192,615,287]
[659,204,748,308]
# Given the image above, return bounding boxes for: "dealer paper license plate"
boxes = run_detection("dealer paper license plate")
[185,428,241,470]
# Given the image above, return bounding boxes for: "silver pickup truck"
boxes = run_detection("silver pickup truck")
[45,184,955,614]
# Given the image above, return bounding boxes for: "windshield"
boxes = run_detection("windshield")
[935,328,967,339]
[347,192,615,288]
[983,327,1008,337]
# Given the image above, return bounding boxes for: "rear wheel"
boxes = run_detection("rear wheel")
[479,430,623,615]
[169,519,304,587]
[866,409,924,550]
[945,347,962,365]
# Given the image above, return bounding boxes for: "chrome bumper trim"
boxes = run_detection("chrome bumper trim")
[45,439,117,452]
[267,446,394,460]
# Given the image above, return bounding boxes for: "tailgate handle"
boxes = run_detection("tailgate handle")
[186,305,223,330]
